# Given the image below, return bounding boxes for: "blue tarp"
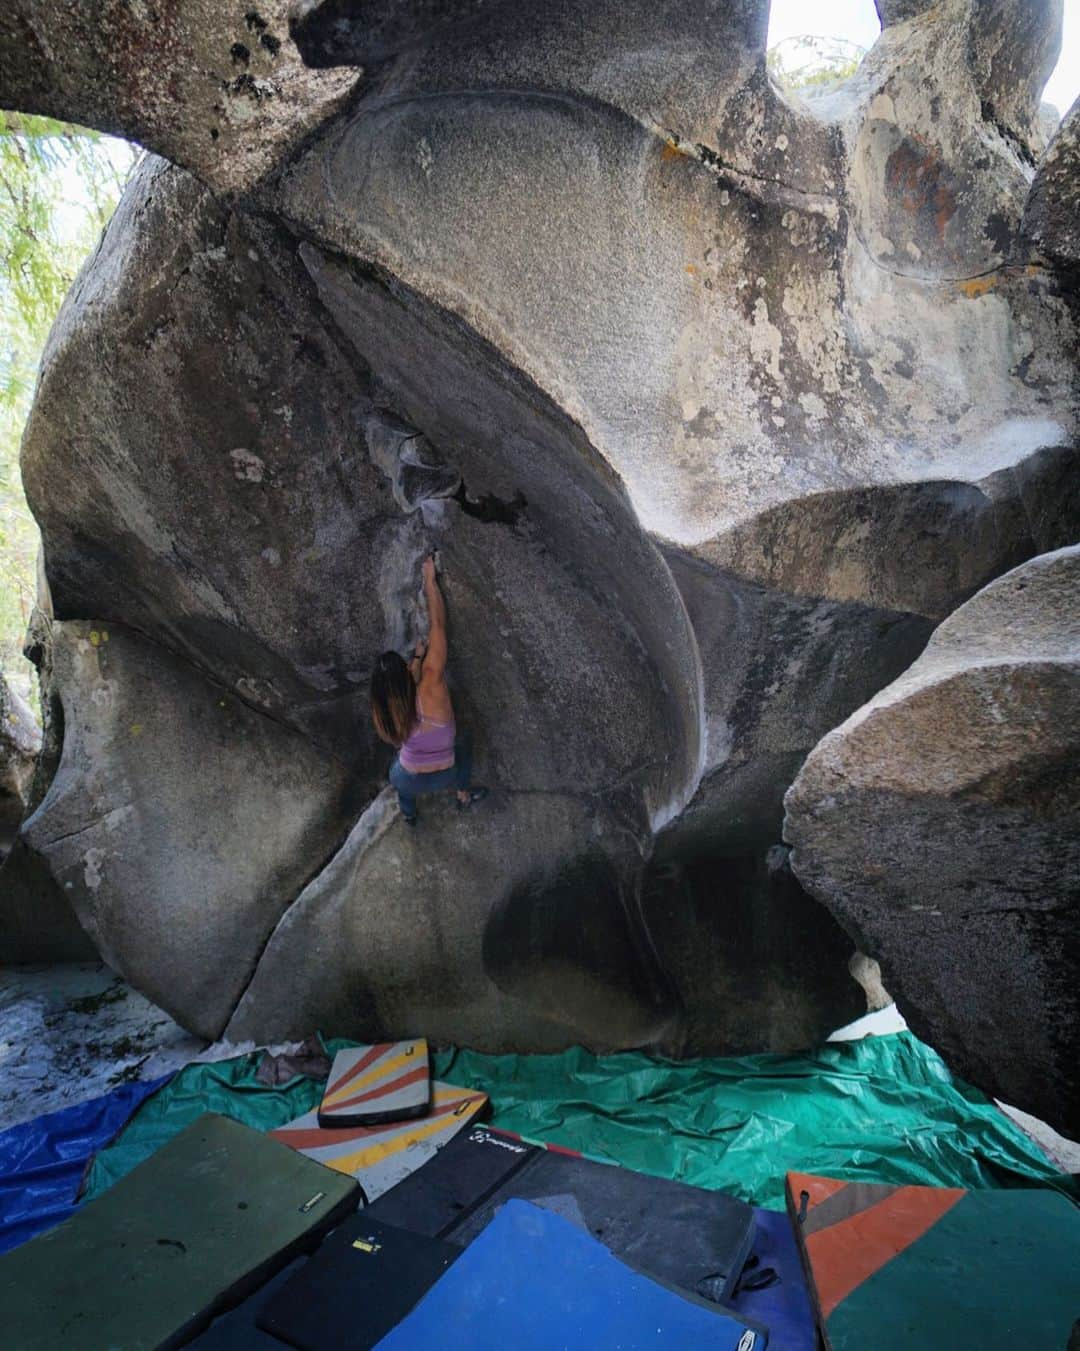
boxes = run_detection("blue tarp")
[374,1198,767,1350]
[0,1076,168,1255]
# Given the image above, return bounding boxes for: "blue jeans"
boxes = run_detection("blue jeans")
[389,737,472,820]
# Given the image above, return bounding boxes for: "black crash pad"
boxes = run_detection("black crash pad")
[369,1125,756,1304]
[186,1257,305,1349]
[365,1123,538,1237]
[0,1113,360,1351]
[256,1215,460,1350]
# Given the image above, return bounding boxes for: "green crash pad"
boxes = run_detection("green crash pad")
[86,1033,1073,1215]
[788,1172,1080,1350]
[0,1113,359,1350]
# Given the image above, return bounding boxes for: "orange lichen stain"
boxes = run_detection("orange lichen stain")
[685,264,697,275]
[886,135,956,239]
[957,274,998,298]
[662,141,687,161]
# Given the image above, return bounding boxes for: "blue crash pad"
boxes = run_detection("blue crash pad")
[0,1076,168,1255]
[374,1198,767,1349]
[731,1207,816,1351]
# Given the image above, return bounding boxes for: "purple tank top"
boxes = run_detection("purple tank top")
[399,692,456,772]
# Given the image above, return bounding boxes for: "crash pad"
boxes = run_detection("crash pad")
[0,1075,168,1255]
[365,1123,539,1236]
[0,1113,359,1350]
[431,1033,1073,1210]
[374,1198,767,1350]
[187,1257,306,1349]
[442,1129,756,1304]
[730,1208,817,1351]
[258,1215,460,1350]
[787,1171,1080,1350]
[318,1041,430,1127]
[272,1082,487,1200]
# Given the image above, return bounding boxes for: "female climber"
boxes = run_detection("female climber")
[370,554,488,826]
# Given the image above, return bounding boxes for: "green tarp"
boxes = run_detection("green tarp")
[87,1033,1071,1213]
[84,1039,357,1200]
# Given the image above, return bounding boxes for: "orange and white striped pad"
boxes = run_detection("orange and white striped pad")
[318,1040,431,1127]
[272,1082,488,1201]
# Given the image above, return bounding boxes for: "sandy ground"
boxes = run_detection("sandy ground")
[1,963,1077,1174]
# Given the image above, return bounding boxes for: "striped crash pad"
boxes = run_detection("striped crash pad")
[272,1082,487,1199]
[786,1171,1080,1351]
[318,1041,430,1127]
[0,1113,359,1351]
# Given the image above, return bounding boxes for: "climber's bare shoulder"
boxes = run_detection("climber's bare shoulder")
[418,667,454,721]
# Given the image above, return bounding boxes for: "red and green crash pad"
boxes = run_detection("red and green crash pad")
[787,1171,1080,1350]
[0,1113,359,1350]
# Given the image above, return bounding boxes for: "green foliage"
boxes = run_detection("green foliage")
[0,111,137,712]
[767,34,866,93]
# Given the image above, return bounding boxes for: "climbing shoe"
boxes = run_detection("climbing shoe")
[457,787,489,812]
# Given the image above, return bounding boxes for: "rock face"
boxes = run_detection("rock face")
[3,0,1079,1078]
[0,614,99,964]
[1024,97,1080,274]
[0,2,357,195]
[785,547,1080,1137]
[20,621,359,1037]
[0,674,37,858]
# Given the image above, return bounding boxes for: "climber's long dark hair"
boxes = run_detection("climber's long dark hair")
[370,650,417,746]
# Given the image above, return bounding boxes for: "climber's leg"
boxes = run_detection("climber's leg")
[453,735,488,810]
[388,758,419,824]
[453,736,473,796]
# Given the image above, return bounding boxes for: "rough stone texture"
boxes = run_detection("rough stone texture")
[228,789,677,1049]
[0,2,358,195]
[1,608,99,964]
[3,0,1079,1078]
[0,964,202,1130]
[20,622,359,1038]
[785,547,1080,1138]
[639,846,866,1057]
[1024,97,1080,274]
[0,673,37,857]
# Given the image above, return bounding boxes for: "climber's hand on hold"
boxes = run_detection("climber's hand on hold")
[421,554,437,585]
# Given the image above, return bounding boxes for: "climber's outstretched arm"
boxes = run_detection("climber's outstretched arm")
[422,555,448,679]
